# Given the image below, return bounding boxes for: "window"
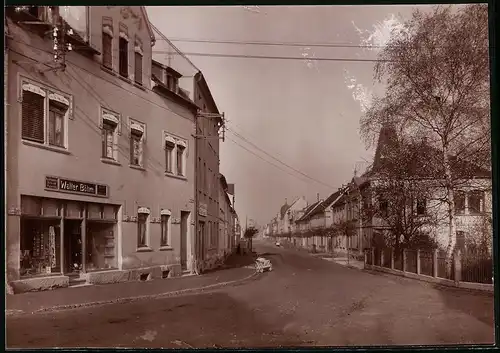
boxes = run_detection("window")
[456,231,466,251]
[21,83,70,148]
[177,145,185,176]
[137,209,149,248]
[416,198,426,216]
[134,51,143,85]
[102,30,113,69]
[129,121,145,167]
[48,101,65,147]
[468,191,483,214]
[165,140,174,173]
[160,213,170,247]
[102,121,116,159]
[454,191,466,215]
[167,74,178,93]
[119,37,128,78]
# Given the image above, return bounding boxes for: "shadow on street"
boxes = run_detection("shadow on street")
[6,291,308,349]
[432,284,494,327]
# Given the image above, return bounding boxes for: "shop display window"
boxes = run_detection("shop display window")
[20,219,61,277]
[86,223,117,271]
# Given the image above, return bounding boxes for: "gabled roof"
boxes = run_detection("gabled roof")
[140,6,156,45]
[296,200,323,222]
[310,189,347,216]
[279,202,290,220]
[368,123,490,181]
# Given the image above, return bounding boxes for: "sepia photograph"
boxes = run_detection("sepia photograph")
[4,3,496,348]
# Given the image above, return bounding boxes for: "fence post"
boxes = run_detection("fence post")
[380,249,384,267]
[454,249,462,283]
[402,249,407,273]
[364,249,367,266]
[371,248,375,266]
[390,248,395,270]
[416,249,421,275]
[433,249,438,278]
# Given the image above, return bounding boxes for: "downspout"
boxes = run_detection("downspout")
[5,23,12,293]
[193,111,199,274]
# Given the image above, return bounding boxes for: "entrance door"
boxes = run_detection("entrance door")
[180,211,190,270]
[64,219,82,274]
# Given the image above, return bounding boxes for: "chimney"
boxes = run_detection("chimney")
[285,198,287,204]
[317,193,320,202]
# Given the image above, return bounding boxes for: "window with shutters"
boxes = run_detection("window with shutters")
[119,37,128,78]
[20,81,70,149]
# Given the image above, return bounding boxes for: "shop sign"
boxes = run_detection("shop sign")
[45,176,109,198]
[198,203,208,217]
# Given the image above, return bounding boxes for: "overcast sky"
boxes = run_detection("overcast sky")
[147,5,429,227]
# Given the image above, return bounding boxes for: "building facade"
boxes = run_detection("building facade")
[6,6,202,292]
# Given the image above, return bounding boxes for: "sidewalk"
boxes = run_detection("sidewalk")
[324,257,365,270]
[6,265,256,315]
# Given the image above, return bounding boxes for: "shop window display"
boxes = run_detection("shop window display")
[20,219,61,276]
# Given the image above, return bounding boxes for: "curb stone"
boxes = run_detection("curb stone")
[6,270,262,317]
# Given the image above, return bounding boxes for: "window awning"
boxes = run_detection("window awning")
[22,83,45,97]
[165,135,176,146]
[102,25,113,37]
[119,31,129,42]
[160,209,171,216]
[138,207,150,214]
[130,122,144,134]
[102,113,119,125]
[48,93,70,106]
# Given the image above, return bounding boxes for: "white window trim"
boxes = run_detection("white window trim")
[20,79,72,149]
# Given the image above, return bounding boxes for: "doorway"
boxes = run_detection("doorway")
[180,211,190,270]
[64,219,82,274]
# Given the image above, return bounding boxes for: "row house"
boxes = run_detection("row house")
[218,173,239,254]
[5,6,226,293]
[276,197,307,235]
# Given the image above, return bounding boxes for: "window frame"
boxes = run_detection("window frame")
[118,31,129,78]
[454,191,466,215]
[20,80,71,149]
[134,40,143,85]
[160,210,171,247]
[137,207,150,249]
[468,190,484,215]
[102,25,113,70]
[129,119,145,168]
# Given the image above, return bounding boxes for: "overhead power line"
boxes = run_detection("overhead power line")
[227,128,335,189]
[165,37,387,49]
[225,136,323,187]
[152,50,387,63]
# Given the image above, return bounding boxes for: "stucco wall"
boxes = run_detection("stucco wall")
[6,9,196,280]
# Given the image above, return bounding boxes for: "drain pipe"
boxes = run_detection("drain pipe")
[4,24,12,294]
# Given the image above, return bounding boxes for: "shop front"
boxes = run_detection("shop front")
[11,176,120,293]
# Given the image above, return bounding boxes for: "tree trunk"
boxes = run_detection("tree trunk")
[443,147,457,279]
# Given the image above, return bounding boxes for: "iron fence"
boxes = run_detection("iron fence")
[461,250,493,284]
[382,248,392,268]
[436,250,455,281]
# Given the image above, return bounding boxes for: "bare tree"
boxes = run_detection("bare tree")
[360,4,490,277]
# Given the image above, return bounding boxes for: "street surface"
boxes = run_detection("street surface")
[7,240,495,348]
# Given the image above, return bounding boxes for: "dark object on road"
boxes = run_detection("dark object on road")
[275,242,281,247]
